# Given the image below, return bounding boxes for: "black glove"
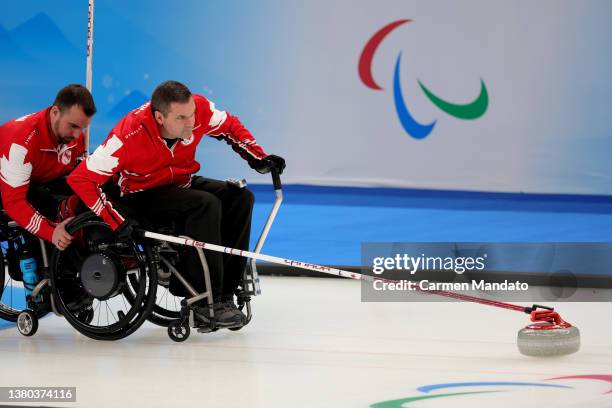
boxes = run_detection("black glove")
[251,154,286,175]
[115,218,142,241]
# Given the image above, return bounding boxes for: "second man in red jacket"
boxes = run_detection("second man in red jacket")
[68,80,285,328]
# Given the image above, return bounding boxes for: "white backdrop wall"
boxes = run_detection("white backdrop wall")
[1,1,611,194]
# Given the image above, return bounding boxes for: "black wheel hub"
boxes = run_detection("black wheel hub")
[80,253,125,300]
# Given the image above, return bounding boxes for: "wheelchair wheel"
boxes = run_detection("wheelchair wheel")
[126,269,183,327]
[49,213,157,340]
[143,283,183,327]
[17,309,38,337]
[125,244,185,327]
[0,233,50,323]
[167,319,190,342]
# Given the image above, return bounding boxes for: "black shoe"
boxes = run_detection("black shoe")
[221,296,246,324]
[194,301,243,328]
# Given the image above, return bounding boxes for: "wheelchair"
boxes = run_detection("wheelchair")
[48,212,158,340]
[1,170,281,342]
[0,211,51,335]
[130,172,282,342]
[143,229,259,341]
[0,209,158,341]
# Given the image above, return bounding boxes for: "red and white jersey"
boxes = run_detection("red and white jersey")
[0,107,85,241]
[68,94,267,230]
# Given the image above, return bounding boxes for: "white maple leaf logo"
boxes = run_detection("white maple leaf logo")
[0,143,32,188]
[86,135,123,175]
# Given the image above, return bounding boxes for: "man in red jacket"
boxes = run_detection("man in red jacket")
[0,84,95,251]
[68,80,285,328]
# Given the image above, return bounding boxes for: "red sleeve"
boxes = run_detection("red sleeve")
[195,95,268,164]
[0,143,56,242]
[67,134,126,230]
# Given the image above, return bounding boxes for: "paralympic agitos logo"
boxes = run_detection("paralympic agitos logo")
[369,375,612,407]
[358,19,489,139]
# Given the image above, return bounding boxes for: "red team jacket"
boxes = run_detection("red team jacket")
[0,108,85,241]
[68,94,267,230]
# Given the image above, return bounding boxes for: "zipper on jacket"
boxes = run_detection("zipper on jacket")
[142,122,175,157]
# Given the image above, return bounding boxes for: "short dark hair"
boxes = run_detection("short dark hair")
[151,80,192,116]
[53,84,96,117]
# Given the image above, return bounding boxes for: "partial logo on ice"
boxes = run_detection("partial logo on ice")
[369,375,612,407]
[358,19,489,140]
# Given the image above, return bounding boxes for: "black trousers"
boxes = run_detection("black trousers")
[117,176,255,298]
[0,177,72,226]
[26,178,74,220]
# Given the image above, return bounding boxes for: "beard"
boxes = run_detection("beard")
[60,135,75,144]
[53,122,66,144]
[54,123,76,144]
[58,134,75,144]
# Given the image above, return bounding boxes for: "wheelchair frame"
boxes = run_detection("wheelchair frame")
[147,170,283,341]
[0,216,53,334]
